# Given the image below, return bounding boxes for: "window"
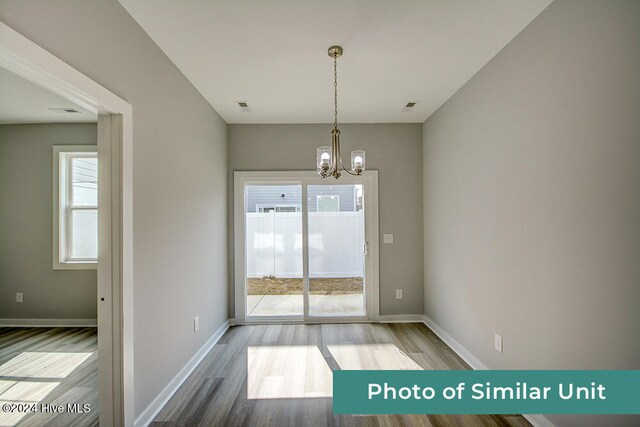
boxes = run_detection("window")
[53,146,98,269]
[317,195,340,212]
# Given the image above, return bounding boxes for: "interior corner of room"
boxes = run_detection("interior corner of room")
[1,1,639,426]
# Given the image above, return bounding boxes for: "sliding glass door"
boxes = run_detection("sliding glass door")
[308,184,365,317]
[235,172,378,323]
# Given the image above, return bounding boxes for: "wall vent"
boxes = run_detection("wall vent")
[401,101,418,112]
[237,101,252,111]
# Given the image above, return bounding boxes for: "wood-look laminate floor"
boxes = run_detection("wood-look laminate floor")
[0,327,98,427]
[152,323,532,427]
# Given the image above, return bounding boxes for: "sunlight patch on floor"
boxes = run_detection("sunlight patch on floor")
[247,345,332,399]
[0,352,92,379]
[0,351,93,426]
[328,343,423,370]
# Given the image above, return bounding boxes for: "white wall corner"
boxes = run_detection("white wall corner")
[134,319,231,427]
[422,315,555,427]
[0,318,97,327]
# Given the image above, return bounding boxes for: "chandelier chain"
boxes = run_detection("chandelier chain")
[333,54,338,129]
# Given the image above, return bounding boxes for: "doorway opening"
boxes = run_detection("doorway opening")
[0,21,133,425]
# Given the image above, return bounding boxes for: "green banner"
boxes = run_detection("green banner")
[333,370,640,414]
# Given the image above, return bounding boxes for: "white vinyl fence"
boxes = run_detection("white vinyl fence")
[246,211,364,278]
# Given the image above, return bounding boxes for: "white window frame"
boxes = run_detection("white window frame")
[53,145,98,270]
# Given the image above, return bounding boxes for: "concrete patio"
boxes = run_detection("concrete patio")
[247,294,364,316]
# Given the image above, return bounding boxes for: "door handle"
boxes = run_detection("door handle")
[363,242,369,257]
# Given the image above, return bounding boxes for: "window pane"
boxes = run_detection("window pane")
[72,157,97,206]
[71,209,98,259]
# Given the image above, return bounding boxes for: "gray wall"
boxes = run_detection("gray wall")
[422,1,640,426]
[228,124,423,317]
[0,0,228,418]
[0,123,97,319]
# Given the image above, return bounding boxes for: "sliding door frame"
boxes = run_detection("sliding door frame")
[234,171,379,324]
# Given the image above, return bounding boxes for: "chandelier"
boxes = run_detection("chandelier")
[316,45,365,179]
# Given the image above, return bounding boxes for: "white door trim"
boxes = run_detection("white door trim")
[0,21,134,426]
[233,170,380,324]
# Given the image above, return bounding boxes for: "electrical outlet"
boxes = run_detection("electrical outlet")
[494,333,503,353]
[16,292,23,303]
[383,234,394,244]
[194,316,199,332]
[395,289,403,299]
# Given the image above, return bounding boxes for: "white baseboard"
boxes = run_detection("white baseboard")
[232,315,423,325]
[134,319,231,427]
[378,314,425,323]
[422,315,554,427]
[0,318,97,327]
[422,315,488,370]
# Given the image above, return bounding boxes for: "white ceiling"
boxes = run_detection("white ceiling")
[0,67,96,124]
[119,0,551,124]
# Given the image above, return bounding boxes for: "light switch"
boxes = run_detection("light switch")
[383,234,394,244]
[16,292,23,303]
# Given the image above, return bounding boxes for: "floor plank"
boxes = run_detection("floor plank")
[153,323,532,427]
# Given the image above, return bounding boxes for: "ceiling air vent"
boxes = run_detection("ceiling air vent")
[401,101,418,112]
[49,107,80,113]
[237,101,252,112]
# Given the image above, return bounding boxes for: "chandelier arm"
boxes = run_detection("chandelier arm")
[334,53,338,130]
[339,155,360,176]
[336,136,341,171]
[331,129,341,171]
[340,164,360,176]
[338,156,348,171]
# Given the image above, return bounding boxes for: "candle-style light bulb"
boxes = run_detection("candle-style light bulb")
[321,152,330,166]
[317,146,332,176]
[351,150,365,174]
